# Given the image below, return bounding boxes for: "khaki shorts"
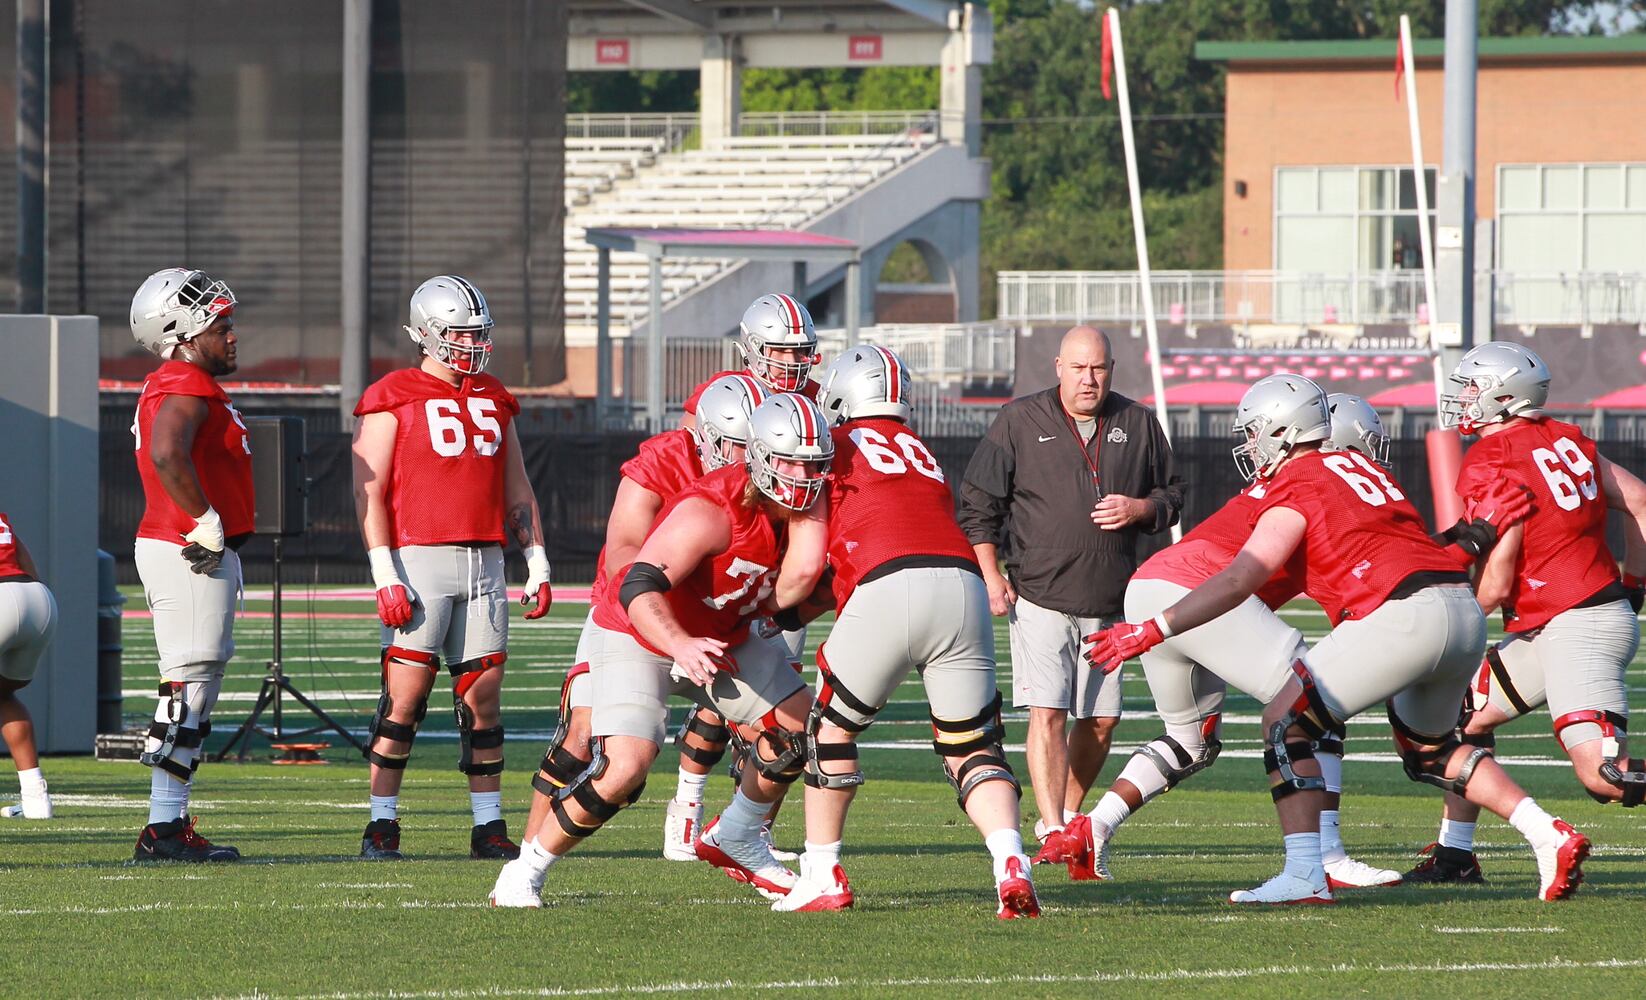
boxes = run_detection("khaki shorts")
[1009,594,1120,718]
[383,544,507,664]
[817,567,1000,723]
[135,537,241,680]
[1479,599,1637,749]
[1125,578,1303,730]
[1307,585,1488,738]
[0,580,57,684]
[590,628,809,747]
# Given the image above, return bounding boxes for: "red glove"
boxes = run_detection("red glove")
[521,581,553,620]
[1466,480,1535,529]
[376,584,414,629]
[1083,618,1167,674]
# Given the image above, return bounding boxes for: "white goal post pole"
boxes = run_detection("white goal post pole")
[1108,7,1181,542]
[1400,15,1448,406]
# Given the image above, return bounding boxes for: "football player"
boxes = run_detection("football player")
[351,275,553,861]
[772,345,1038,919]
[489,394,830,908]
[127,268,253,862]
[1084,374,1588,904]
[517,374,767,863]
[0,512,58,819]
[1405,342,1646,884]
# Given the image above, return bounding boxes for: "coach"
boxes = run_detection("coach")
[959,325,1183,849]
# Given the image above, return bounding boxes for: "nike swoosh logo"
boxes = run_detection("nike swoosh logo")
[1038,435,1057,442]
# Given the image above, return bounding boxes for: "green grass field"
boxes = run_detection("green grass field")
[2,586,1643,999]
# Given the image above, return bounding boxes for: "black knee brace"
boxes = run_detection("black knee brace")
[1389,703,1490,796]
[550,739,643,838]
[1136,730,1222,798]
[140,682,212,782]
[365,647,437,769]
[1554,709,1645,807]
[450,653,506,776]
[749,715,807,785]
[675,710,731,769]
[803,697,864,791]
[933,692,1019,808]
[532,666,593,796]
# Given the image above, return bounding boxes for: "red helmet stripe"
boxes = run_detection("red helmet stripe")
[775,293,803,336]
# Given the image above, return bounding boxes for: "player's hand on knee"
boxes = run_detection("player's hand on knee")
[1084,617,1166,673]
[521,545,553,620]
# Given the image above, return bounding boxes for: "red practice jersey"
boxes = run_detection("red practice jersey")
[1254,449,1461,625]
[825,418,978,608]
[595,465,780,654]
[133,360,256,543]
[0,512,26,579]
[588,429,706,608]
[1135,485,1304,611]
[354,368,520,548]
[1455,418,1619,632]
[683,370,818,414]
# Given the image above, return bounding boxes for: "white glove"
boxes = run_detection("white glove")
[182,506,225,552]
[524,545,552,593]
[368,546,413,596]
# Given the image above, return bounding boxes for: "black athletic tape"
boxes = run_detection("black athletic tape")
[619,561,672,610]
[469,726,505,750]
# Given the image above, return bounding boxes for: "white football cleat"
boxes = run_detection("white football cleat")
[995,855,1040,920]
[1533,818,1589,901]
[487,860,545,909]
[760,821,799,863]
[772,856,853,912]
[695,815,797,900]
[663,799,702,862]
[1229,871,1334,906]
[1,789,52,820]
[1324,856,1402,889]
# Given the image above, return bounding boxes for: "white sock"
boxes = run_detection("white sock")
[1509,797,1559,849]
[470,790,503,826]
[1282,831,1324,882]
[1088,791,1132,840]
[985,827,1026,880]
[18,767,46,794]
[519,836,559,876]
[803,839,842,873]
[148,766,191,826]
[1033,817,1063,840]
[369,795,399,822]
[1318,809,1346,863]
[1439,818,1477,852]
[719,789,768,838]
[1317,752,1343,794]
[675,767,709,804]
[1062,808,1080,825]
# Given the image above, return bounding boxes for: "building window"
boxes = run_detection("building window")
[1497,163,1646,272]
[1274,166,1437,272]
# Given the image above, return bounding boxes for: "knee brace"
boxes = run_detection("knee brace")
[803,696,864,792]
[364,647,437,770]
[675,709,731,769]
[550,739,644,839]
[933,692,1019,808]
[1388,703,1490,796]
[450,653,507,776]
[941,751,1020,810]
[1483,646,1535,719]
[1127,715,1223,804]
[748,711,807,785]
[814,645,879,734]
[140,679,219,782]
[1554,710,1645,807]
[532,666,593,796]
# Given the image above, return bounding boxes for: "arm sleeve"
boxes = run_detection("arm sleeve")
[957,409,1017,547]
[1139,412,1186,535]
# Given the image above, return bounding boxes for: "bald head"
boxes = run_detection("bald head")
[1055,325,1115,419]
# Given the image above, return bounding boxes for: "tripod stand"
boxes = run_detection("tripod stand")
[216,537,365,761]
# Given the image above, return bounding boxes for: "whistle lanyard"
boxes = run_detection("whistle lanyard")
[1065,410,1102,494]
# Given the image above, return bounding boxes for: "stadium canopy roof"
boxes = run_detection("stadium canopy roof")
[1196,35,1646,64]
[583,226,863,424]
[571,1,956,30]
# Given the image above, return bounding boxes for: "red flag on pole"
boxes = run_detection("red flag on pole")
[1100,12,1115,101]
[1394,36,1404,100]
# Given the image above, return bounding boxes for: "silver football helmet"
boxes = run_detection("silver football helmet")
[404,274,494,375]
[1439,341,1550,434]
[1232,374,1331,480]
[1325,392,1390,467]
[737,293,820,392]
[693,374,768,472]
[746,393,834,512]
[129,268,236,359]
[818,344,912,427]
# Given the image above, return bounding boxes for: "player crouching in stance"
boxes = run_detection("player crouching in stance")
[489,394,830,908]
[351,275,552,861]
[1405,343,1646,885]
[772,346,1037,918]
[0,513,58,819]
[128,268,252,862]
[1086,374,1588,904]
[1046,393,1410,890]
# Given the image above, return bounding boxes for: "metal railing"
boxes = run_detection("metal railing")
[815,323,1015,389]
[997,269,1646,328]
[565,112,698,152]
[738,110,941,138]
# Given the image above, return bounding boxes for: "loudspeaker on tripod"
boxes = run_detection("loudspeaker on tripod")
[246,416,308,537]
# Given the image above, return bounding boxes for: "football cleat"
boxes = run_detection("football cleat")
[1061,815,1112,882]
[470,819,521,861]
[1228,871,1334,905]
[1031,825,1077,866]
[663,799,703,862]
[1534,819,1589,902]
[488,860,545,909]
[1324,856,1402,889]
[360,818,405,860]
[772,857,854,912]
[1,789,52,819]
[761,820,799,863]
[133,815,240,863]
[996,856,1041,920]
[695,815,797,899]
[1403,842,1485,885]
